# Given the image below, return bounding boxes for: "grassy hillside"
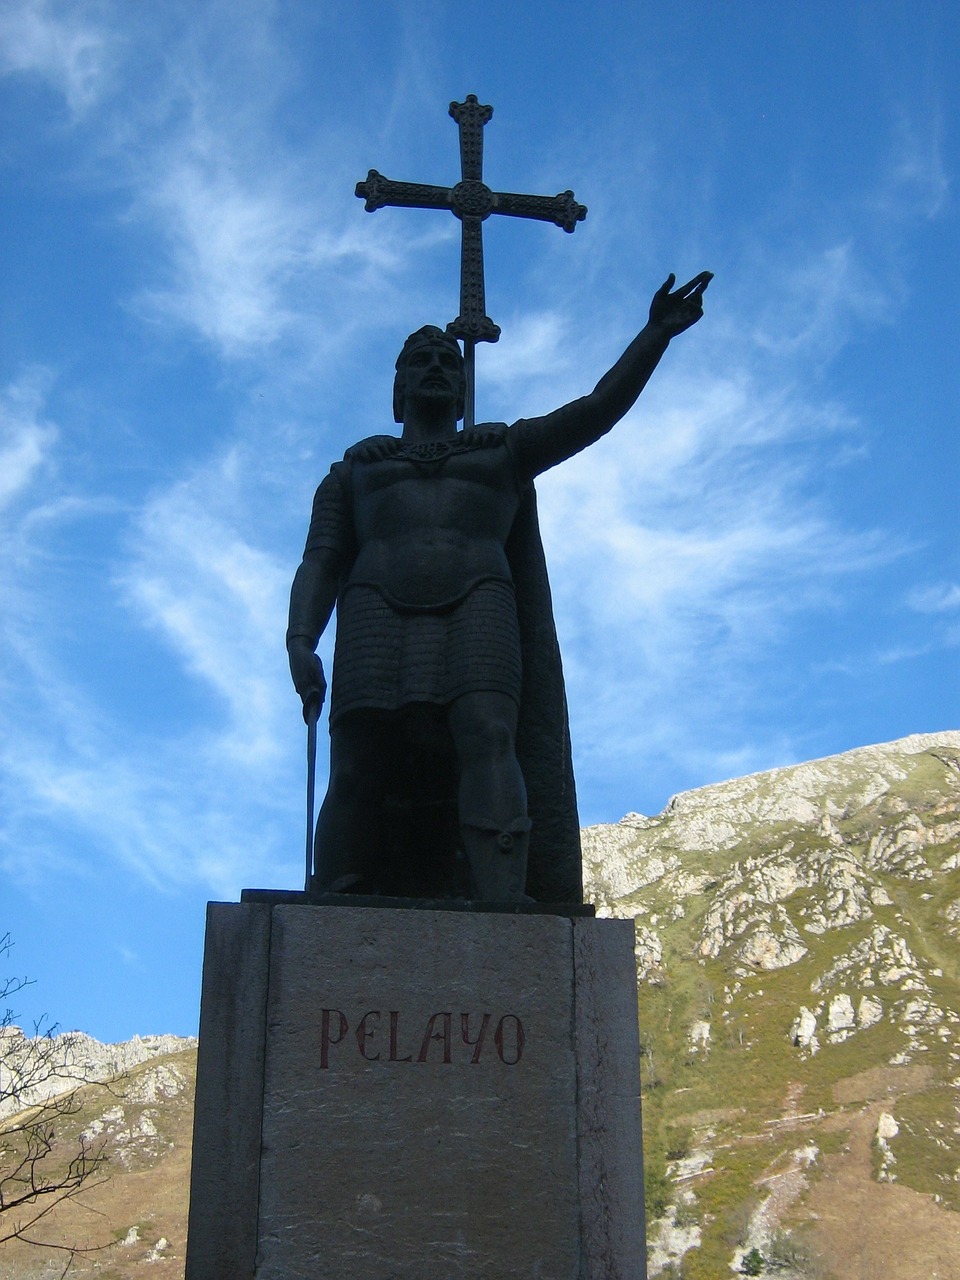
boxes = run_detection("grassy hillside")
[582,731,960,1277]
[0,1047,197,1280]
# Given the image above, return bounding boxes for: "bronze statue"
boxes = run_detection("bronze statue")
[287,272,711,904]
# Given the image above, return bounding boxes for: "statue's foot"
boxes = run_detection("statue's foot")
[313,873,377,895]
[460,816,532,903]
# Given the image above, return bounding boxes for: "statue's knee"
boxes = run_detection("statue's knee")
[457,714,515,766]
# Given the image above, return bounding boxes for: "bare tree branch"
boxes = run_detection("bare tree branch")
[0,937,114,1268]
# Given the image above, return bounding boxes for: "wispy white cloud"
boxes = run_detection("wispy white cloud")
[0,723,293,895]
[86,15,454,369]
[135,157,302,352]
[0,372,57,512]
[748,241,891,360]
[908,582,960,614]
[894,580,960,667]
[483,311,569,392]
[877,113,950,224]
[130,135,405,358]
[740,109,950,370]
[120,454,291,766]
[874,641,936,666]
[539,366,892,666]
[0,373,300,897]
[0,0,112,115]
[0,372,68,687]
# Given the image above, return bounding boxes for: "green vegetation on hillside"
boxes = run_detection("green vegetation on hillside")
[583,734,960,1277]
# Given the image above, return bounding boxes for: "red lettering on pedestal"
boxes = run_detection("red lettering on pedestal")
[356,1010,380,1061]
[320,1008,347,1068]
[460,1012,492,1064]
[388,1010,412,1062]
[417,1012,453,1063]
[318,1009,528,1067]
[494,1014,525,1065]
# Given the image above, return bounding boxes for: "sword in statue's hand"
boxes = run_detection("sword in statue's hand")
[303,688,323,893]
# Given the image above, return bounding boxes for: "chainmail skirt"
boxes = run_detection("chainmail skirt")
[330,580,522,722]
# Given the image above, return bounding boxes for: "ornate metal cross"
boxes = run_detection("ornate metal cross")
[356,95,587,428]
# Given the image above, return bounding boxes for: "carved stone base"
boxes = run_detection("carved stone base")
[185,901,646,1279]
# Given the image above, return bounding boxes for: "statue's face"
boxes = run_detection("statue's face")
[401,340,464,414]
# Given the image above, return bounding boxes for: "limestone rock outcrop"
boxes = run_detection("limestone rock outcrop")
[582,733,960,1067]
[581,731,960,1276]
[0,1027,197,1118]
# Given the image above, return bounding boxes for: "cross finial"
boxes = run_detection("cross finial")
[356,95,587,428]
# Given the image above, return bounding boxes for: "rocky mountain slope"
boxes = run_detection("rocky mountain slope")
[0,1038,197,1279]
[2,731,957,1279]
[582,729,960,1278]
[0,1029,196,1120]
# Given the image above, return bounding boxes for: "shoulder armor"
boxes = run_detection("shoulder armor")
[343,435,400,464]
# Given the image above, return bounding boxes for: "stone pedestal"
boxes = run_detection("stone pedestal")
[185,902,646,1279]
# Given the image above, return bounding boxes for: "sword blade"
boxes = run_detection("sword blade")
[305,701,319,892]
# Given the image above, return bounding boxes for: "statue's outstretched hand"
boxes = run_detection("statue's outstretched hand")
[649,271,713,337]
[288,639,327,723]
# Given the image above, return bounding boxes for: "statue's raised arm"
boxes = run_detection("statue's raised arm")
[588,271,712,428]
[509,271,712,479]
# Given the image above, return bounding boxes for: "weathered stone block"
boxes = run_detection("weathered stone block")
[186,904,645,1279]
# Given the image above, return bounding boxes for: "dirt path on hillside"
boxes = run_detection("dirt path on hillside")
[805,1101,960,1280]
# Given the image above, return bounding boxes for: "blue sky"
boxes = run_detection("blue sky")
[1,1,957,1041]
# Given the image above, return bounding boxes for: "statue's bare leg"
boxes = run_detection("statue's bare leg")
[447,691,532,901]
[313,711,392,893]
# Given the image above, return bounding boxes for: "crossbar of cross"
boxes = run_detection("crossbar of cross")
[356,95,587,428]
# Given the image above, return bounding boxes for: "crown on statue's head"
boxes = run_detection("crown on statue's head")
[393,327,465,423]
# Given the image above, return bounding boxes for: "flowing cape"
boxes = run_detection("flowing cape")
[505,476,583,903]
